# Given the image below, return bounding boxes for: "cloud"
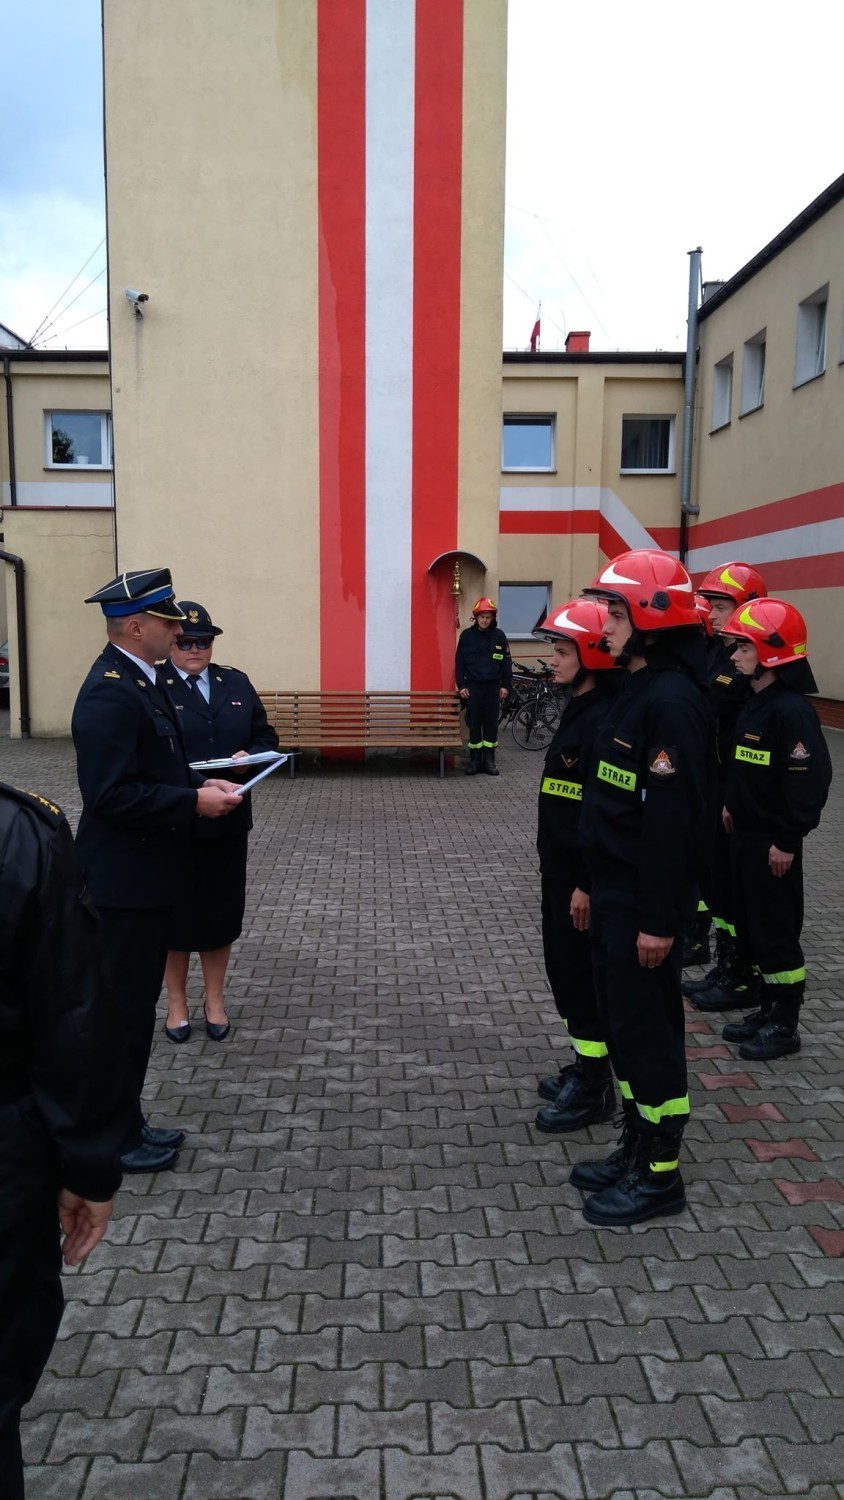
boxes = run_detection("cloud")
[0,190,107,348]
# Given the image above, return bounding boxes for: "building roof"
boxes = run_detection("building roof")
[698,172,844,321]
[0,320,32,350]
[1,348,109,363]
[503,350,684,366]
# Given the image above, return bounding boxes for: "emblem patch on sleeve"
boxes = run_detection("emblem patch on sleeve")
[789,741,810,760]
[649,748,676,777]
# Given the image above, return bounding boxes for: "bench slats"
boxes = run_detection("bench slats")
[257,689,464,776]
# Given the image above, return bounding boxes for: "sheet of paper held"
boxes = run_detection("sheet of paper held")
[233,756,289,795]
[189,751,285,771]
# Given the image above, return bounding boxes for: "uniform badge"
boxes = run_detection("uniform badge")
[649,748,675,777]
[716,674,733,685]
[561,755,578,769]
[136,679,146,688]
[790,741,810,760]
[189,609,200,624]
[232,701,242,706]
[104,669,120,679]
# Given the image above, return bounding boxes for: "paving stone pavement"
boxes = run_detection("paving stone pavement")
[4,724,844,1500]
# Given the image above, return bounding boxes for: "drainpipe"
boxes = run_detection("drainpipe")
[679,247,702,564]
[0,550,30,737]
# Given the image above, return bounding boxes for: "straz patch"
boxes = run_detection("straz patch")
[735,744,770,766]
[789,741,810,760]
[541,776,582,801]
[597,760,636,792]
[648,748,676,777]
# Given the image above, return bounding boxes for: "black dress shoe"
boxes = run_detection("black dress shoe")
[142,1123,186,1149]
[165,1020,191,1043]
[204,1006,230,1041]
[119,1142,178,1174]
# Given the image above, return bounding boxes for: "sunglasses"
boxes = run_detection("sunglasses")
[174,637,213,651]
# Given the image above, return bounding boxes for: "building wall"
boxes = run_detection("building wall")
[499,358,684,655]
[693,196,844,697]
[103,0,507,697]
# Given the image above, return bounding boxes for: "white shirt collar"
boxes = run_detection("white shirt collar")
[113,645,158,684]
[173,664,209,688]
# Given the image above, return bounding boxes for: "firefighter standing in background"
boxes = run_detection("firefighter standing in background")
[531,599,621,1134]
[684,563,768,1013]
[719,599,831,1060]
[455,597,513,776]
[573,550,711,1227]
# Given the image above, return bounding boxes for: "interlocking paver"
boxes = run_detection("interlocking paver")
[11,728,844,1497]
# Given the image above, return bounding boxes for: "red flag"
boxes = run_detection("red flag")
[529,304,540,352]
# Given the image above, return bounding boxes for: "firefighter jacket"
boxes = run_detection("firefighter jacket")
[724,678,832,853]
[455,624,513,690]
[706,635,749,778]
[537,681,619,886]
[0,784,128,1224]
[579,658,711,938]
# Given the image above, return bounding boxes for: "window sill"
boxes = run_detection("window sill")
[793,370,825,390]
[738,402,764,420]
[619,469,675,477]
[501,467,557,475]
[708,420,731,434]
[44,464,113,473]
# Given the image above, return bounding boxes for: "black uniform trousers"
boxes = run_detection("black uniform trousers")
[97,905,172,1149]
[589,883,690,1134]
[0,1205,63,1500]
[731,833,805,1021]
[466,682,500,750]
[541,874,607,1056]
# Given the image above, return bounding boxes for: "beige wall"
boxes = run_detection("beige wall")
[694,196,844,697]
[1,360,112,508]
[2,509,115,736]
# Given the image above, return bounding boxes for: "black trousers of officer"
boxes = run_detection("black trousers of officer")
[97,906,172,1149]
[0,1205,63,1500]
[700,797,735,929]
[589,883,689,1133]
[541,874,607,1055]
[466,682,500,749]
[731,833,805,1022]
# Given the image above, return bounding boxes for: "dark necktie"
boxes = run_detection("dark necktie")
[185,674,203,697]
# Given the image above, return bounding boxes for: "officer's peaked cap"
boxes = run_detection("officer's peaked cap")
[85,568,186,620]
[175,601,223,637]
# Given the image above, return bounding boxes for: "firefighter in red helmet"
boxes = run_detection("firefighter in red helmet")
[531,599,622,1134]
[720,599,831,1060]
[571,549,712,1226]
[455,597,512,776]
[683,562,768,1006]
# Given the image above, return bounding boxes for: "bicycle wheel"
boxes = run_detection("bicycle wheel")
[511,699,557,749]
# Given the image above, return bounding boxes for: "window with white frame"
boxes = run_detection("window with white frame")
[502,416,555,471]
[46,411,112,468]
[794,286,828,387]
[620,415,675,473]
[740,331,766,415]
[711,355,734,431]
[498,582,551,638]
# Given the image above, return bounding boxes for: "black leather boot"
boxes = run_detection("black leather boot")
[537,1062,575,1102]
[690,947,758,1013]
[535,1057,616,1134]
[683,927,731,996]
[682,906,711,968]
[482,749,500,776]
[582,1129,686,1226]
[739,988,803,1060]
[722,1007,771,1043]
[569,1103,638,1191]
[465,749,482,775]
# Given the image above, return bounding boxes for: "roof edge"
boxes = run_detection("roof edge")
[503,350,684,366]
[3,349,109,364]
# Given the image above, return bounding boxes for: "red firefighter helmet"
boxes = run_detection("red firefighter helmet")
[697,561,768,606]
[533,598,614,671]
[694,593,714,636]
[721,598,809,668]
[583,549,700,630]
[472,596,497,616]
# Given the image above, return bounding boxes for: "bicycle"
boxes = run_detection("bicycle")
[501,661,563,749]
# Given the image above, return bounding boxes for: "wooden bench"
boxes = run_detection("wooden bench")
[258,690,464,778]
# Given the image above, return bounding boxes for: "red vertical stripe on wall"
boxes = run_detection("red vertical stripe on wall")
[317,0,367,689]
[410,0,464,689]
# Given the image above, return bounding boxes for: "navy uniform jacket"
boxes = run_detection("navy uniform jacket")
[72,642,200,908]
[706,635,749,780]
[725,678,832,853]
[160,663,279,841]
[0,783,127,1222]
[455,624,513,690]
[537,682,619,888]
[579,663,711,938]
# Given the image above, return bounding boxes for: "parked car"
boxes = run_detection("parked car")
[0,641,9,702]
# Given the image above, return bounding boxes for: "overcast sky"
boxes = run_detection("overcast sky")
[1,0,842,352]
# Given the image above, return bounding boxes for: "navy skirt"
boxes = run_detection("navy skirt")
[168,834,249,952]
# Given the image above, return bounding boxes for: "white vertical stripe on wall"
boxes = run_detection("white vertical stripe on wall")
[364,0,416,689]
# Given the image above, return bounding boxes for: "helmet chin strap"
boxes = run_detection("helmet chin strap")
[752,661,768,680]
[571,664,589,690]
[616,628,647,668]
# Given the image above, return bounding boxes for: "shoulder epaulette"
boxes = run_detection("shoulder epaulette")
[0,781,65,827]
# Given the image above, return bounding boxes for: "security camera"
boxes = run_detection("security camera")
[124,289,149,304]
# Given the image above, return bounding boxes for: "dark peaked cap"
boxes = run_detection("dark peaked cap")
[85,568,186,619]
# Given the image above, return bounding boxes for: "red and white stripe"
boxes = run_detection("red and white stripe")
[318,0,463,692]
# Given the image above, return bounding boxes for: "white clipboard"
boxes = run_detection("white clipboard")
[189,751,286,772]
